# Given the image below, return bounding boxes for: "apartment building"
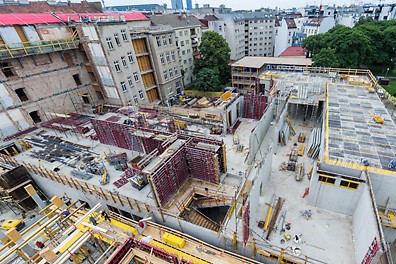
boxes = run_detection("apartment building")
[207,11,275,61]
[274,18,298,56]
[77,14,154,106]
[150,14,202,86]
[145,29,183,102]
[0,13,102,140]
[304,16,335,37]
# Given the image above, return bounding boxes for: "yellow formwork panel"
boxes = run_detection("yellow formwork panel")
[162,232,185,248]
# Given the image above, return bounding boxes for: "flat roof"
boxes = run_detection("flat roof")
[326,82,396,171]
[231,56,312,68]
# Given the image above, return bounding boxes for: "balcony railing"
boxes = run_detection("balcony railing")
[0,37,80,60]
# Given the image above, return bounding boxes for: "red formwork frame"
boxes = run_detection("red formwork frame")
[242,201,250,245]
[150,144,190,207]
[243,94,268,120]
[185,147,218,184]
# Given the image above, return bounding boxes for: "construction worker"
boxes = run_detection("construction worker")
[101,210,111,222]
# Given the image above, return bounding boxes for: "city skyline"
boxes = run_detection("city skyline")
[104,0,396,10]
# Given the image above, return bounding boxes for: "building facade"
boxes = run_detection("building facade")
[171,0,183,11]
[150,14,202,87]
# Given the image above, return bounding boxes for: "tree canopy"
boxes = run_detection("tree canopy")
[302,19,396,68]
[194,31,231,92]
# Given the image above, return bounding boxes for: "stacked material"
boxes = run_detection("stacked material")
[307,128,321,159]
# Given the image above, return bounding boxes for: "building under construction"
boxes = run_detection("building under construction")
[1,65,396,264]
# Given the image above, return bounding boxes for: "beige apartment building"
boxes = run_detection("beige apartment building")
[150,14,202,87]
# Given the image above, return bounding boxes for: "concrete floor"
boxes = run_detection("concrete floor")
[250,117,356,263]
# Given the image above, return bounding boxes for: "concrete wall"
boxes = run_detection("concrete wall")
[28,172,150,219]
[246,101,274,164]
[352,185,383,263]
[308,168,364,215]
[225,95,243,129]
[249,150,272,223]
[369,171,396,209]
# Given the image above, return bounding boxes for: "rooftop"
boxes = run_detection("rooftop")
[0,0,103,13]
[149,14,202,28]
[279,46,307,57]
[0,12,147,26]
[231,56,312,68]
[326,81,396,171]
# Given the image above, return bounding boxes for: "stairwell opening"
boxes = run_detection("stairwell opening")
[179,193,233,231]
[197,205,230,225]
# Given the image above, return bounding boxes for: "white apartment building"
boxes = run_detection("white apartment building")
[304,16,335,37]
[208,12,275,60]
[274,18,298,57]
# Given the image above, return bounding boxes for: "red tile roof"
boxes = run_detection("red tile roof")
[0,1,103,14]
[0,12,147,25]
[285,19,297,29]
[279,46,306,57]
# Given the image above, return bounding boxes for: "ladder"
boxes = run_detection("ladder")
[286,113,296,136]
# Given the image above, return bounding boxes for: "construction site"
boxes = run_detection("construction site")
[1,66,396,264]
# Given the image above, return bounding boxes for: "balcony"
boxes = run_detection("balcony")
[190,34,197,39]
[0,37,80,60]
[191,41,198,48]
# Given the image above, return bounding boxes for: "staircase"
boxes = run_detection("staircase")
[195,197,233,209]
[187,208,220,232]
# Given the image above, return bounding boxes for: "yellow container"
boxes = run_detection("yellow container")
[175,120,187,129]
[162,232,186,248]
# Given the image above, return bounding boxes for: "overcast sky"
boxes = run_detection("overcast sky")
[104,0,396,10]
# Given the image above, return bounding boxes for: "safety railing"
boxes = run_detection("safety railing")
[0,37,80,60]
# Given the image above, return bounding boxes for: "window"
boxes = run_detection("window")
[106,37,114,50]
[72,74,82,85]
[81,94,90,104]
[15,88,28,102]
[121,29,128,41]
[156,36,161,47]
[127,52,134,63]
[183,59,187,64]
[163,70,168,80]
[179,31,183,36]
[162,35,167,46]
[340,180,359,190]
[168,85,173,95]
[133,95,138,103]
[121,81,127,92]
[184,30,188,35]
[121,56,127,68]
[114,61,121,72]
[166,52,170,63]
[127,76,133,87]
[133,72,139,82]
[171,51,175,61]
[182,50,186,55]
[114,33,121,46]
[139,90,144,99]
[188,58,192,63]
[169,68,173,78]
[318,175,336,185]
[168,35,173,45]
[187,49,191,54]
[186,40,189,45]
[174,67,179,76]
[160,54,165,64]
[29,111,41,123]
[180,40,184,46]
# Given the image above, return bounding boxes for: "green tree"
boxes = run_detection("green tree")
[312,48,339,67]
[195,68,221,92]
[194,31,231,85]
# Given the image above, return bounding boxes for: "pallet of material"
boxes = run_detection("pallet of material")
[298,133,306,143]
[298,145,305,156]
